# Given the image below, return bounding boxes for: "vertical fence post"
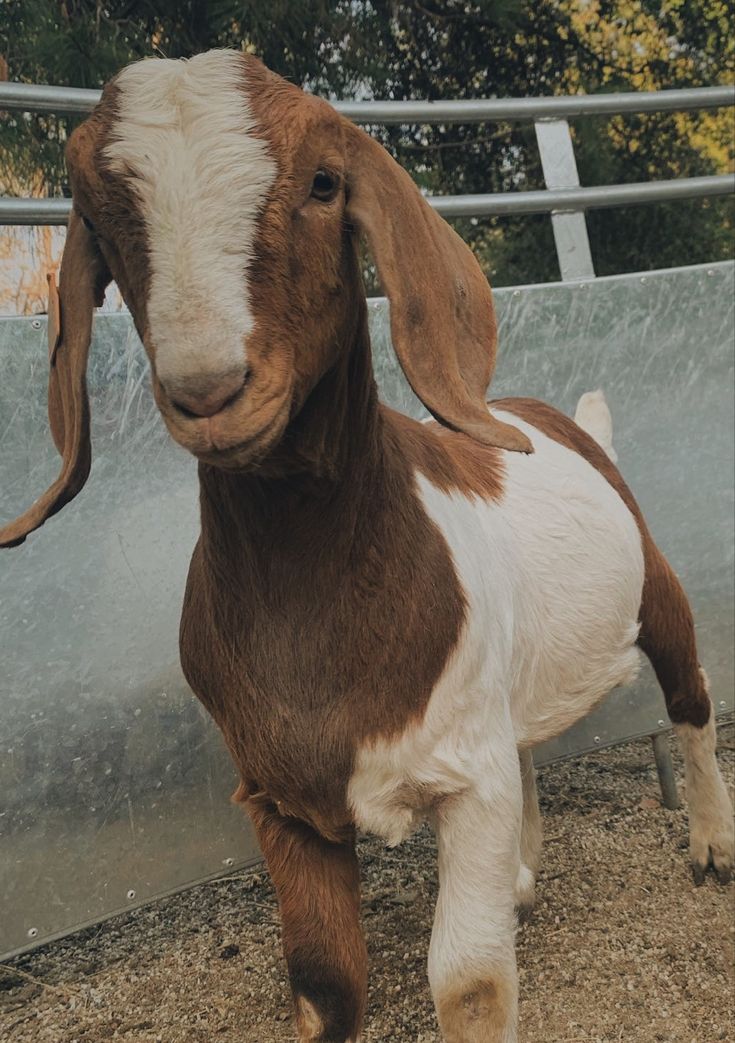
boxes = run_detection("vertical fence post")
[651,732,680,810]
[534,118,596,282]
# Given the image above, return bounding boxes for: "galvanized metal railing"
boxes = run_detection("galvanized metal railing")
[2,80,733,120]
[1,81,734,281]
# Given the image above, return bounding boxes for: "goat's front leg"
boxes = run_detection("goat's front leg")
[247,798,367,1043]
[429,763,522,1043]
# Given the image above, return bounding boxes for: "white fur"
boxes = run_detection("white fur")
[575,388,618,463]
[348,408,642,1034]
[675,672,735,878]
[347,410,644,1036]
[348,411,643,844]
[430,780,520,1043]
[104,51,276,389]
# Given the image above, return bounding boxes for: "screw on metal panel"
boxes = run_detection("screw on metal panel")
[658,719,666,727]
[512,289,521,297]
[594,736,601,744]
[707,269,715,276]
[578,283,588,290]
[720,701,727,708]
[31,319,42,330]
[126,889,136,901]
[223,857,234,866]
[640,277,647,284]
[27,927,38,938]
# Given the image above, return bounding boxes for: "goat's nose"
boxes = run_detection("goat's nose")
[164,369,249,418]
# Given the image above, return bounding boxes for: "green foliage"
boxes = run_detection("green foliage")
[1,0,732,284]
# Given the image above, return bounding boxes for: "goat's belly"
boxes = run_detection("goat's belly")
[422,411,645,746]
[348,413,644,844]
[502,413,644,745]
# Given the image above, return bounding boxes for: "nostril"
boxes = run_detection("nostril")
[173,400,205,420]
[166,368,250,419]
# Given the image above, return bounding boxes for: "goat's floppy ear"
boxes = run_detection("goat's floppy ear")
[345,128,532,453]
[0,210,110,548]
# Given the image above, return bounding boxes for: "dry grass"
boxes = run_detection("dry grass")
[2,725,733,1042]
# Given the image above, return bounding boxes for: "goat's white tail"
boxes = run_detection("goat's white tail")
[574,389,618,464]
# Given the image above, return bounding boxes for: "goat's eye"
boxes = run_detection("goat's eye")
[311,169,339,202]
[81,215,96,233]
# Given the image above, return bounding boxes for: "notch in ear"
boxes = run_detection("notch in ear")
[0,210,111,548]
[344,126,532,454]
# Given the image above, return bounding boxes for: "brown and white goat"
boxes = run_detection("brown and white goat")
[2,50,732,1043]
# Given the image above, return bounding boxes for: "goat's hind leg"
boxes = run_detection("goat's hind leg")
[515,748,542,921]
[639,547,734,885]
[247,797,367,1042]
[675,673,733,885]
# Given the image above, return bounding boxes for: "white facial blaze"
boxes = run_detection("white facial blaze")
[104,50,276,388]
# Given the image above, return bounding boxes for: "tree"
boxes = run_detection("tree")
[1,0,732,303]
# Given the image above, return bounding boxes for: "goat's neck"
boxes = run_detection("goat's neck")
[197,301,385,575]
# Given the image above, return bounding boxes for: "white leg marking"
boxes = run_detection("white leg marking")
[105,51,276,388]
[676,676,734,884]
[428,747,521,1043]
[296,996,324,1040]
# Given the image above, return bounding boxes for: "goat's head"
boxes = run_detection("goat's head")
[1,49,530,547]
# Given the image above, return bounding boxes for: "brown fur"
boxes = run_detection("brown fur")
[493,397,711,729]
[71,83,153,331]
[179,381,472,840]
[0,210,109,548]
[435,979,516,1043]
[247,795,367,1042]
[391,412,505,500]
[236,59,531,453]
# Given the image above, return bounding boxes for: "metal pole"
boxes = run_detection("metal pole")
[651,732,679,810]
[534,118,595,282]
[1,81,733,121]
[2,174,733,225]
[427,174,735,217]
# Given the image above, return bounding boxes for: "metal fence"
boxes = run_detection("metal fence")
[1,81,734,280]
[1,76,734,958]
[2,260,733,959]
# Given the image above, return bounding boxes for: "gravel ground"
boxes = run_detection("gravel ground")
[2,723,733,1043]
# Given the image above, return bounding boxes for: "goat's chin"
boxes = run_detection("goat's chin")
[158,395,292,473]
[193,429,284,472]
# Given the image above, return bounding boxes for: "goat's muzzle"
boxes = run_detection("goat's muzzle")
[162,367,250,419]
[152,367,293,471]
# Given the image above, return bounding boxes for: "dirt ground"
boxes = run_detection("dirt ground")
[2,723,733,1043]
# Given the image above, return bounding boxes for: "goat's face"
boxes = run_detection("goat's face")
[67,50,362,470]
[1,49,531,547]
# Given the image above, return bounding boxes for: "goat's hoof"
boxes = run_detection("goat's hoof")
[691,851,733,887]
[516,901,535,925]
[688,785,735,888]
[716,864,733,886]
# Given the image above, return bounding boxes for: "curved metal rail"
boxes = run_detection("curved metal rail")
[2,174,732,225]
[1,80,733,120]
[2,81,733,280]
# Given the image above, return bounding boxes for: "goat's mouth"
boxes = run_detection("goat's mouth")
[153,374,293,471]
[193,420,287,470]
